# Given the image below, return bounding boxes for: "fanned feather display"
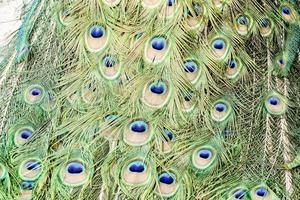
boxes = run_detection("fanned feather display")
[1,0,300,199]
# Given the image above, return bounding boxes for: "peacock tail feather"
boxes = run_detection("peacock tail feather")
[0,0,300,199]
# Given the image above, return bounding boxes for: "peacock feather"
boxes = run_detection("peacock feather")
[0,0,300,199]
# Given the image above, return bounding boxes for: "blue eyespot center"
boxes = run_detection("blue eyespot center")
[67,162,85,174]
[20,181,35,190]
[215,103,227,112]
[228,59,237,69]
[128,161,146,173]
[159,173,175,185]
[130,120,148,133]
[282,6,291,15]
[63,10,70,17]
[268,97,280,106]
[103,55,116,67]
[255,188,269,197]
[20,129,33,139]
[212,39,225,50]
[164,128,175,141]
[151,37,166,51]
[237,16,249,25]
[167,0,175,6]
[149,81,167,95]
[184,95,192,102]
[26,161,41,170]
[31,88,41,96]
[90,25,105,38]
[198,149,212,159]
[184,61,198,73]
[234,190,246,199]
[278,58,284,65]
[260,18,270,28]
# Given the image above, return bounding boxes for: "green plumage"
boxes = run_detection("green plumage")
[0,0,300,199]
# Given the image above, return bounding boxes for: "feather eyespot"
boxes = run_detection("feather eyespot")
[156,170,179,197]
[123,120,152,146]
[237,15,249,25]
[264,92,287,115]
[66,162,85,174]
[128,161,146,173]
[20,181,35,190]
[163,128,175,141]
[255,188,269,197]
[192,146,217,170]
[60,160,89,186]
[11,124,35,147]
[24,85,45,105]
[144,36,169,64]
[280,4,297,23]
[184,60,198,73]
[258,18,273,37]
[181,91,196,112]
[250,185,278,199]
[90,26,105,38]
[161,0,178,18]
[142,80,171,108]
[225,58,243,80]
[19,159,43,181]
[215,103,227,112]
[161,128,175,153]
[159,172,175,185]
[235,14,253,36]
[233,190,246,199]
[130,120,148,133]
[213,39,225,49]
[151,37,166,51]
[259,19,269,28]
[273,52,290,76]
[58,8,72,26]
[198,149,212,159]
[15,128,34,146]
[98,55,121,80]
[122,159,152,186]
[20,130,32,140]
[183,59,202,84]
[85,25,109,53]
[25,161,41,171]
[210,100,232,122]
[282,6,291,15]
[167,0,175,6]
[186,3,206,29]
[80,80,100,105]
[149,81,167,94]
[210,37,230,60]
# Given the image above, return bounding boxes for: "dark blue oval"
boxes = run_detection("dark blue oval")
[198,149,212,159]
[67,162,85,174]
[128,161,145,173]
[255,188,269,197]
[159,173,175,185]
[20,129,33,139]
[90,26,105,38]
[26,161,41,170]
